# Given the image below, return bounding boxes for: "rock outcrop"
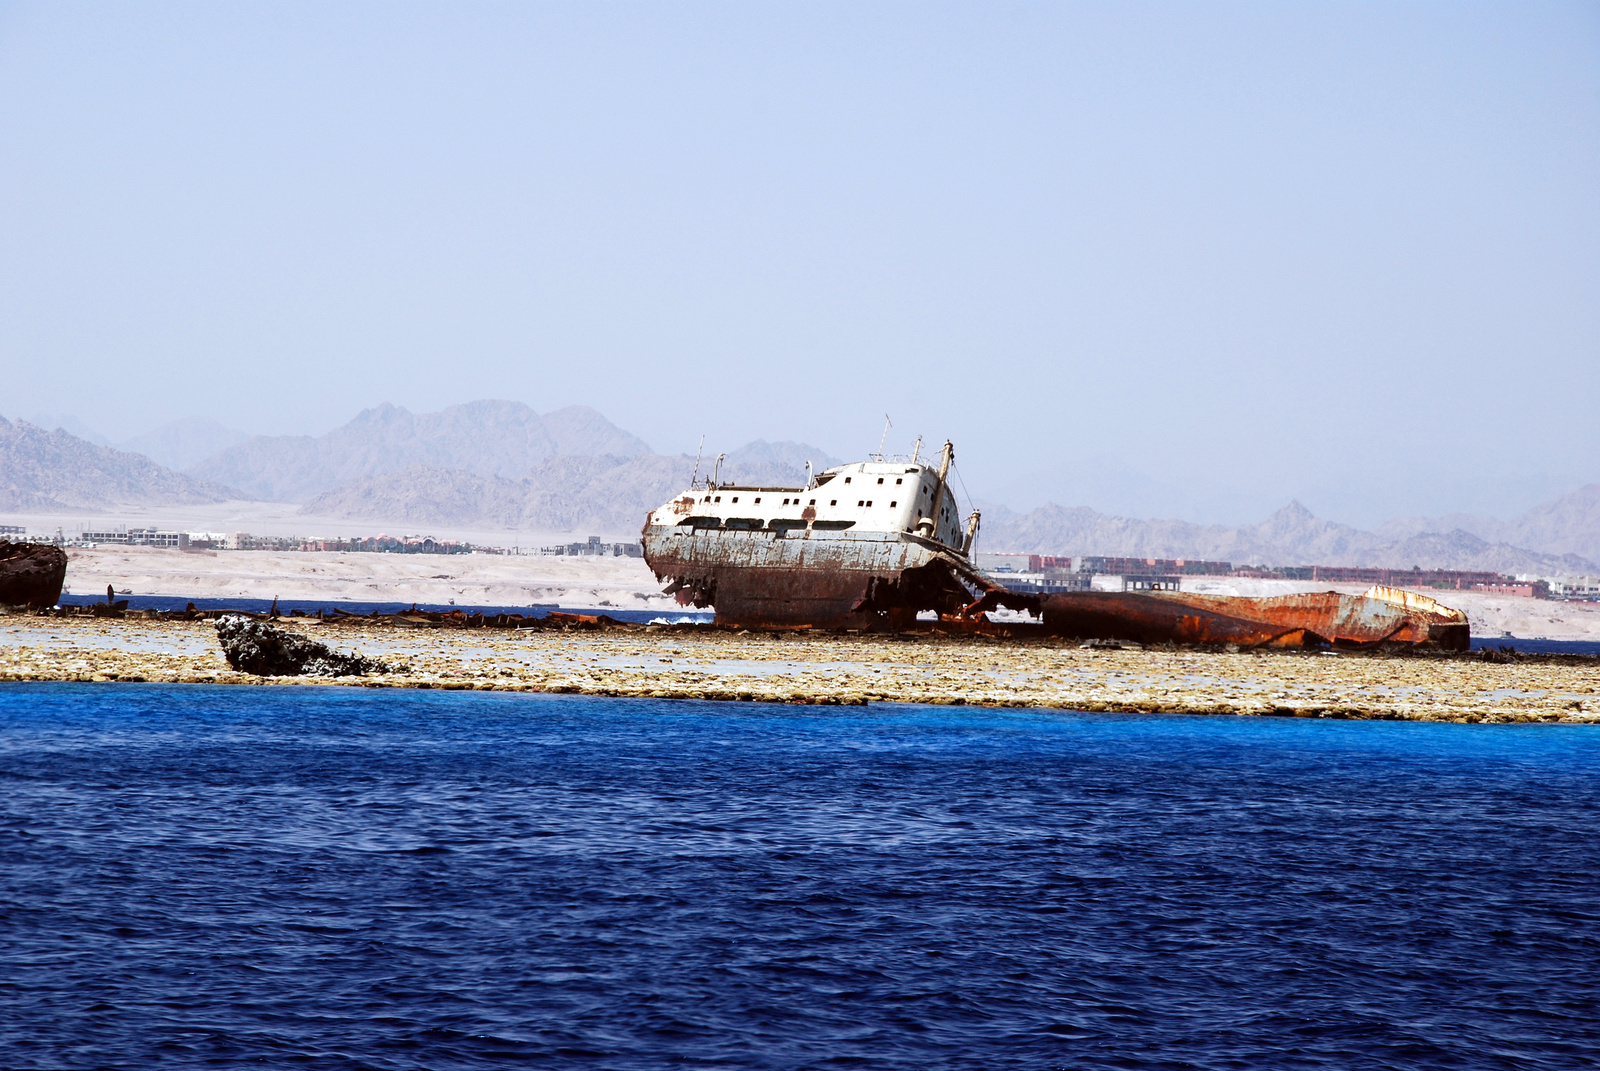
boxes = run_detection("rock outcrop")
[213,616,389,677]
[0,541,68,607]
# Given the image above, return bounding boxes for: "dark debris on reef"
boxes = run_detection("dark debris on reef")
[214,615,390,678]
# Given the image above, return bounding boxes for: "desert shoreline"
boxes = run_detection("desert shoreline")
[3,614,1596,725]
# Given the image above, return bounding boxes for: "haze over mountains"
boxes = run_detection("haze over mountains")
[2,402,1596,574]
[118,420,252,471]
[0,416,237,511]
[303,446,835,535]
[189,401,654,502]
[980,501,1597,576]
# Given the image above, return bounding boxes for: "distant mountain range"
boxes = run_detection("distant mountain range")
[118,419,252,471]
[2,401,1595,574]
[1376,485,1600,567]
[0,417,238,511]
[979,500,1596,575]
[302,442,844,533]
[188,401,653,502]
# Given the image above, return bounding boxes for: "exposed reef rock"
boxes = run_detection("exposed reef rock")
[0,541,68,607]
[214,615,389,677]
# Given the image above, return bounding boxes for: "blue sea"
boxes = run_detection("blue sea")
[1,685,1596,1069]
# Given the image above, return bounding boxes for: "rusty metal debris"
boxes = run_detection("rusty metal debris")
[1038,586,1469,650]
[0,540,67,608]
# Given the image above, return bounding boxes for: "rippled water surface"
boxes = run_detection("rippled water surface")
[2,684,1597,1069]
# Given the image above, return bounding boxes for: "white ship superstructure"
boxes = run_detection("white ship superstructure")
[640,442,1015,627]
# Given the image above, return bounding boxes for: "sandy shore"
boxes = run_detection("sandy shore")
[62,545,677,611]
[2,615,1596,724]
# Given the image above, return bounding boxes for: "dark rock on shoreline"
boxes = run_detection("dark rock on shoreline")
[214,616,389,677]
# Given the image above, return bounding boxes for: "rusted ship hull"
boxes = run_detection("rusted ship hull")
[0,541,68,608]
[643,529,996,628]
[1040,588,1469,650]
[642,444,1013,628]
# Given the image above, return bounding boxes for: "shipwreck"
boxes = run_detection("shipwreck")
[641,443,1470,649]
[642,441,1027,629]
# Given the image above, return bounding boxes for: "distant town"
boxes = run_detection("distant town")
[0,525,643,560]
[6,520,1597,603]
[978,553,1599,602]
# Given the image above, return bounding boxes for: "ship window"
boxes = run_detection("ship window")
[866,500,872,507]
[876,478,883,484]
[830,500,837,506]
[809,499,816,505]
[857,500,863,507]
[731,497,738,503]
[754,497,761,504]
[844,477,851,483]
[890,501,897,507]
[715,496,721,503]
[895,478,902,485]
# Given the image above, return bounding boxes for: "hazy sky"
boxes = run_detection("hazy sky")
[2,2,1596,527]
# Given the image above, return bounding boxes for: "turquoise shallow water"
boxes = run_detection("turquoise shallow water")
[2,683,1597,1069]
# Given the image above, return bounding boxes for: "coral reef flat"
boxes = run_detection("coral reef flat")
[1,615,1595,724]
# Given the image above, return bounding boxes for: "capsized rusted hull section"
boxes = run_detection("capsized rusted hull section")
[642,526,1028,629]
[0,540,68,608]
[1040,588,1469,650]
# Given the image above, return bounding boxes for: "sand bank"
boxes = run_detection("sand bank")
[2,615,1595,724]
[60,545,675,611]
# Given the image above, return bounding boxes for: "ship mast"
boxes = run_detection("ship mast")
[690,435,705,489]
[923,440,954,546]
[962,509,980,558]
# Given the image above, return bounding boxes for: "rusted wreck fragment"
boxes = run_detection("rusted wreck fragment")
[1040,585,1469,650]
[0,540,68,608]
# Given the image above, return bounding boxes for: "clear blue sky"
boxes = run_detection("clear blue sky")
[2,2,1596,527]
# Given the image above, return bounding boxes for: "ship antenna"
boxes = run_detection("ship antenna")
[690,435,705,488]
[711,452,724,488]
[911,436,922,464]
[875,414,892,461]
